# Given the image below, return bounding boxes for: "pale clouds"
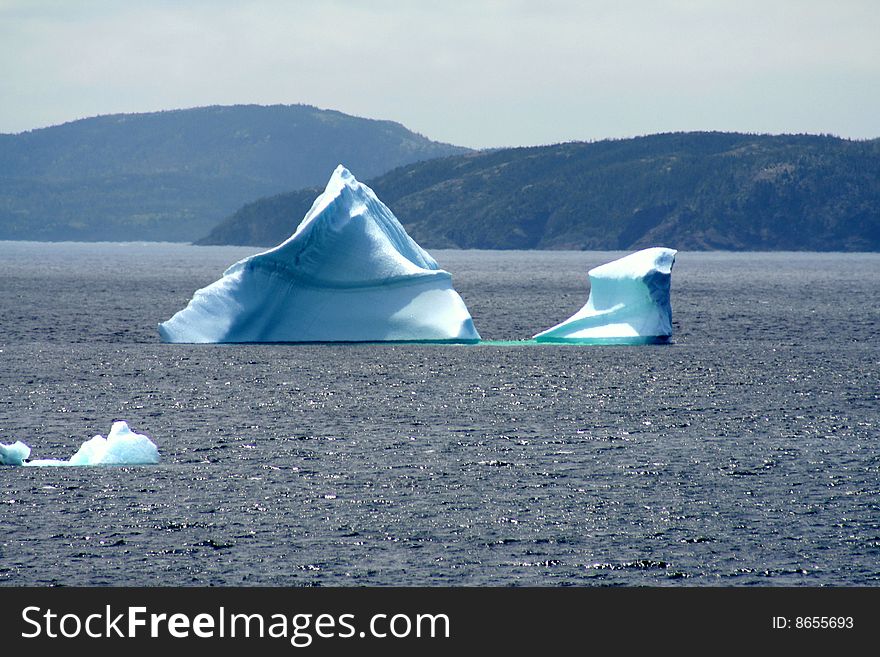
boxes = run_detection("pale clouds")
[1,0,878,147]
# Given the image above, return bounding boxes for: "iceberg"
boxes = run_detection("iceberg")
[0,421,159,467]
[534,247,677,344]
[0,440,30,466]
[159,165,480,343]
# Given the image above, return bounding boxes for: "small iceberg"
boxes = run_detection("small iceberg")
[159,165,480,343]
[0,421,160,467]
[534,247,677,344]
[0,441,30,466]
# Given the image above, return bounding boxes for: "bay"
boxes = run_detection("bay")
[1,242,878,586]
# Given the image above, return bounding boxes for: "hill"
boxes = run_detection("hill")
[197,132,880,251]
[0,104,469,242]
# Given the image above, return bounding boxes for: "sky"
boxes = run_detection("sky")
[1,0,878,149]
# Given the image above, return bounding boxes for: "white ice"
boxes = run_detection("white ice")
[0,440,30,466]
[0,421,160,467]
[159,165,480,343]
[534,247,677,344]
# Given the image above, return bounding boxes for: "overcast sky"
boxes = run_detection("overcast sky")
[1,0,878,148]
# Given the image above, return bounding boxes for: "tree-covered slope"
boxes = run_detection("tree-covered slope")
[0,104,469,242]
[198,132,880,251]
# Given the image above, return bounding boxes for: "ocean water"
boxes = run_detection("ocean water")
[0,242,878,586]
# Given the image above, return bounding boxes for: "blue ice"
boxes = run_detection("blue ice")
[159,166,480,343]
[534,247,676,344]
[0,421,159,467]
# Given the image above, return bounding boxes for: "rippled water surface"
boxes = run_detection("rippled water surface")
[1,243,878,586]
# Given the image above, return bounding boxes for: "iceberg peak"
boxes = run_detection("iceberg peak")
[160,165,480,343]
[262,162,441,280]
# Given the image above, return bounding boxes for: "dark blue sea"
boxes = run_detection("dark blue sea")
[1,242,878,586]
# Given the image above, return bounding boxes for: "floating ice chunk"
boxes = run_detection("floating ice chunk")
[534,247,677,344]
[67,421,159,466]
[0,422,159,467]
[159,165,480,343]
[0,441,30,466]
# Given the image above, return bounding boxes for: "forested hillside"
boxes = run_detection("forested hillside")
[199,132,880,251]
[0,104,469,242]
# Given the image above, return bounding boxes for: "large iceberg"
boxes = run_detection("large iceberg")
[159,166,480,343]
[0,421,159,467]
[534,247,676,344]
